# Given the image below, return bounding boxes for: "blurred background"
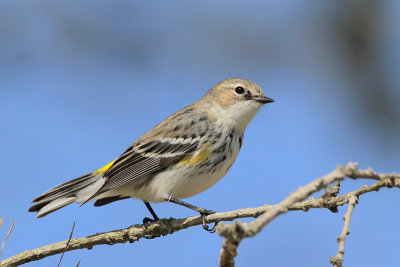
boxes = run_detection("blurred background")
[1,1,399,266]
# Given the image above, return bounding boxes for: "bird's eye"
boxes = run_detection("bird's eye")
[235,86,245,94]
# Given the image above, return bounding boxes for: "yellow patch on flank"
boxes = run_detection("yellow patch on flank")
[179,143,211,166]
[94,159,117,175]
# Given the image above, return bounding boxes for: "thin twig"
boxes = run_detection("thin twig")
[0,218,15,259]
[0,217,4,260]
[330,195,358,267]
[58,221,76,267]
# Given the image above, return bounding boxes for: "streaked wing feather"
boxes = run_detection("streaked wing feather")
[91,140,198,198]
[102,157,160,190]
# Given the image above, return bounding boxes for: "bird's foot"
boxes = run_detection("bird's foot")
[142,216,161,239]
[200,209,217,233]
[143,217,158,225]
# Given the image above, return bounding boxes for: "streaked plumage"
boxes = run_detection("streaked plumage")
[29,78,274,220]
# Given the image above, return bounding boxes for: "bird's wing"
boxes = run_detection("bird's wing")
[90,109,211,199]
[100,139,198,193]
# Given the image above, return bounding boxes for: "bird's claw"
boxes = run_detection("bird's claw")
[143,217,157,225]
[200,210,217,233]
[142,217,161,239]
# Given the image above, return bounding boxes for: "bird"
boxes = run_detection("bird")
[29,78,274,231]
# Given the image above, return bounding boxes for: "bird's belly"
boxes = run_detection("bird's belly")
[163,138,241,200]
[171,157,236,199]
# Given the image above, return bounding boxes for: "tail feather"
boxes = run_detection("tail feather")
[33,173,94,202]
[29,197,75,218]
[29,173,105,218]
[94,196,130,207]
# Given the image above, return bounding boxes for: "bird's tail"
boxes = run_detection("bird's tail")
[28,172,105,218]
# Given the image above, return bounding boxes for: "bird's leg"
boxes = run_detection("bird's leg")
[165,197,217,233]
[143,201,160,224]
[142,201,163,239]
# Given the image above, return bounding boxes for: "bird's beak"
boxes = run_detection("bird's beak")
[253,96,275,104]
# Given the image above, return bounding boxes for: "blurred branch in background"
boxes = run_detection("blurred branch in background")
[334,1,400,140]
[1,163,399,267]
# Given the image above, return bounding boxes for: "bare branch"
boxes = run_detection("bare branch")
[58,221,76,267]
[218,221,245,267]
[216,163,400,266]
[1,163,399,267]
[330,195,358,267]
[0,218,15,260]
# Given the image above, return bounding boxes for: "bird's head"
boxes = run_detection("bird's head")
[202,78,274,131]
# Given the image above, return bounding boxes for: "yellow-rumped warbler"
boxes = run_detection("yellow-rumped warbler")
[29,78,274,231]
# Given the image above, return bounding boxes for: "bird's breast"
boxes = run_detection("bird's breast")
[166,129,244,199]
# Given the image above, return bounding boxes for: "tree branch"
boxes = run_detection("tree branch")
[1,163,399,266]
[330,195,358,267]
[0,218,14,260]
[216,163,400,266]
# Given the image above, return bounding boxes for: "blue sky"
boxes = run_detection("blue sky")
[1,1,400,266]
